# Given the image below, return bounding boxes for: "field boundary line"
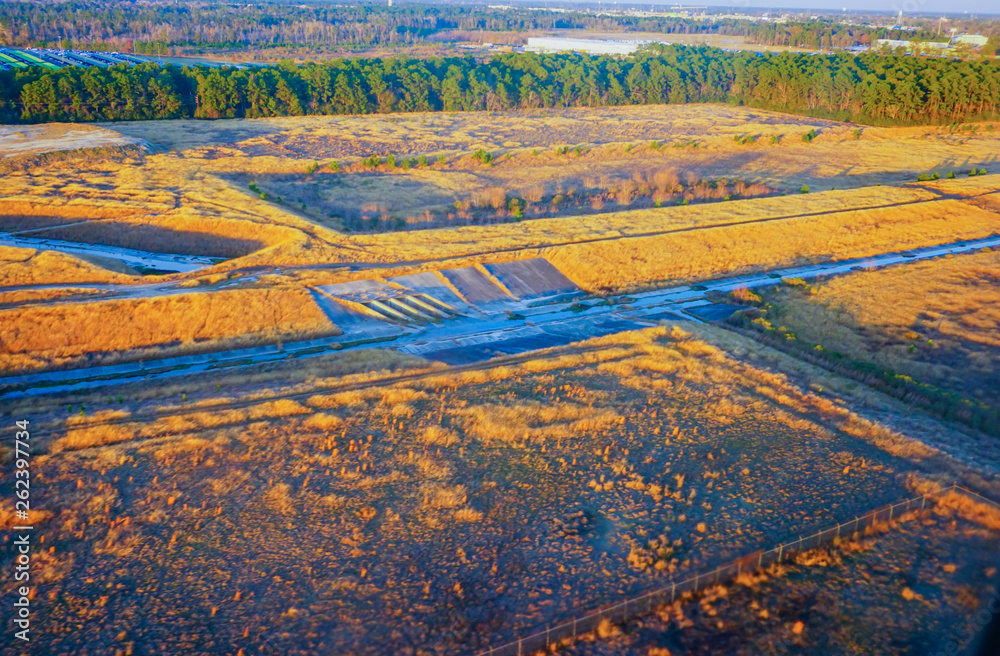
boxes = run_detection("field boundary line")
[477,484,990,656]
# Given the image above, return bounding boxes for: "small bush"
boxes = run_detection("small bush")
[800,184,810,194]
[472,148,493,165]
[802,129,818,142]
[508,197,524,220]
[328,160,340,172]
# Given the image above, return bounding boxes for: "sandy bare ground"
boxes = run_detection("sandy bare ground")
[0,123,147,158]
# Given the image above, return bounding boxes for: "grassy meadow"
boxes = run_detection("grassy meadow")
[3,325,953,655]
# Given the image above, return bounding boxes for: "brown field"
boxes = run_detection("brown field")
[0,244,133,286]
[558,491,1000,656]
[2,104,999,655]
[0,287,338,373]
[732,248,1000,409]
[6,325,999,655]
[1,105,998,370]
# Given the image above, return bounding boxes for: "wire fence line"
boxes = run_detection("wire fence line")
[478,484,998,656]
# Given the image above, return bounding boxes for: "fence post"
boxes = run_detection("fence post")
[777,543,783,562]
[572,617,577,639]
[757,552,763,569]
[889,503,894,522]
[835,522,841,540]
[545,625,550,648]
[671,581,676,603]
[518,637,523,656]
[693,573,700,591]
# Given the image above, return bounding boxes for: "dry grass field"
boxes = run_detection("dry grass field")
[1,105,998,655]
[0,287,338,373]
[0,244,133,286]
[558,489,1000,656]
[0,106,997,371]
[6,325,995,655]
[732,248,1000,411]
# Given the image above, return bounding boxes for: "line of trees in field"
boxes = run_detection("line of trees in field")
[4,1,994,54]
[2,46,998,125]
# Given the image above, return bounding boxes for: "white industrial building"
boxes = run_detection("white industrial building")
[954,34,988,47]
[525,37,647,56]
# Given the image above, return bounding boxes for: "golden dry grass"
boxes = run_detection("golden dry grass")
[0,244,133,286]
[751,249,1000,405]
[27,321,987,655]
[2,106,998,369]
[0,287,338,372]
[548,199,1000,291]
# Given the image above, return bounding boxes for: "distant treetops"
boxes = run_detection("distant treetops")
[1,45,998,126]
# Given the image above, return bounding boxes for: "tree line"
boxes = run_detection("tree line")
[2,46,998,126]
[5,0,995,55]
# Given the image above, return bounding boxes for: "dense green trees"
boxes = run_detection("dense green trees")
[2,47,998,126]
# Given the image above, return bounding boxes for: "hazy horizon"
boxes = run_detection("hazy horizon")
[557,0,1000,17]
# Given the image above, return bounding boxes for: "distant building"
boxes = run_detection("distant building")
[953,34,988,47]
[525,37,644,56]
[876,39,950,54]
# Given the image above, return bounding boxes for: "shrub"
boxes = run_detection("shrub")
[947,171,956,179]
[853,128,862,139]
[362,154,382,167]
[800,184,810,194]
[417,155,429,167]
[328,160,340,171]
[802,129,818,142]
[306,162,319,174]
[508,197,524,219]
[650,140,661,149]
[472,148,493,165]
[917,173,931,181]
[385,153,397,168]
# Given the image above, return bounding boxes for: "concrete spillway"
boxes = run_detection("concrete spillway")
[315,258,585,338]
